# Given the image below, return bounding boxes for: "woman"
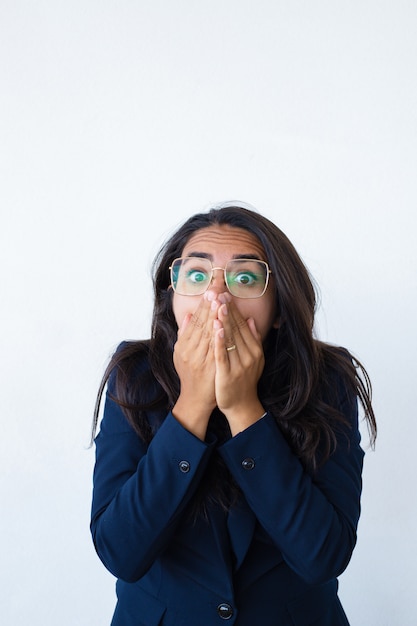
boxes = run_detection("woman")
[90,202,376,626]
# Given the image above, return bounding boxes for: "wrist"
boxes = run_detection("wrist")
[172,397,213,441]
[224,402,266,437]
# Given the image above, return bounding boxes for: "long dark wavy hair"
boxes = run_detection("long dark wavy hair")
[91,203,376,515]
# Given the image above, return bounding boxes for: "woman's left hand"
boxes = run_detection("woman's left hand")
[213,298,266,436]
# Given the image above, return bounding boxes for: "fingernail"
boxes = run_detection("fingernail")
[211,299,218,311]
[221,303,228,315]
[219,292,231,304]
[206,290,215,302]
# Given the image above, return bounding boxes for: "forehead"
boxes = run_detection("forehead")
[181,225,266,259]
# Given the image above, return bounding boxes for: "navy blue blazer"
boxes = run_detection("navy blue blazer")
[91,352,364,626]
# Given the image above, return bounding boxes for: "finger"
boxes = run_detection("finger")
[229,302,262,348]
[177,312,193,338]
[180,292,219,346]
[216,303,235,350]
[213,324,233,369]
[246,316,262,341]
[218,302,252,354]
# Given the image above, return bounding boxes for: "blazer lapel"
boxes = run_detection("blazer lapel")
[227,495,257,570]
[204,495,257,594]
[205,506,234,595]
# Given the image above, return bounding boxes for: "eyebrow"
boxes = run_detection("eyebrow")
[185,252,264,261]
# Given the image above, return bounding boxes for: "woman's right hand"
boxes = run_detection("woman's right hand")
[172,291,220,440]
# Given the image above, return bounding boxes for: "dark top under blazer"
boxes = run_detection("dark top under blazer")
[91,348,364,626]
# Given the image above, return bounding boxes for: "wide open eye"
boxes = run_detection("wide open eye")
[186,267,210,285]
[231,271,258,287]
[225,260,268,297]
[171,257,212,295]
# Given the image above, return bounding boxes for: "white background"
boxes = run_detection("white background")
[1,1,416,624]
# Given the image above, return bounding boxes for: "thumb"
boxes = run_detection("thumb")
[246,317,260,340]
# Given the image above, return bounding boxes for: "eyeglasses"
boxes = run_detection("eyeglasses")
[169,256,271,298]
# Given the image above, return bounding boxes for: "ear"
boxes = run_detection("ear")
[272,316,281,329]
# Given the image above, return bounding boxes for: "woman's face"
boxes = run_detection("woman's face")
[172,224,279,340]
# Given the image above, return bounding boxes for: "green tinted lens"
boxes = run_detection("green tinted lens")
[171,257,212,295]
[225,259,268,298]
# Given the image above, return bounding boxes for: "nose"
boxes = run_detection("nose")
[210,267,227,293]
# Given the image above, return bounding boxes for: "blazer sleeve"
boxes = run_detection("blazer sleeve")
[218,386,365,585]
[90,373,216,583]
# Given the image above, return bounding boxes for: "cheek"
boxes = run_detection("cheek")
[257,315,277,341]
[172,294,200,328]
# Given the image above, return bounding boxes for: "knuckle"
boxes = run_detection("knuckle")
[191,316,204,329]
